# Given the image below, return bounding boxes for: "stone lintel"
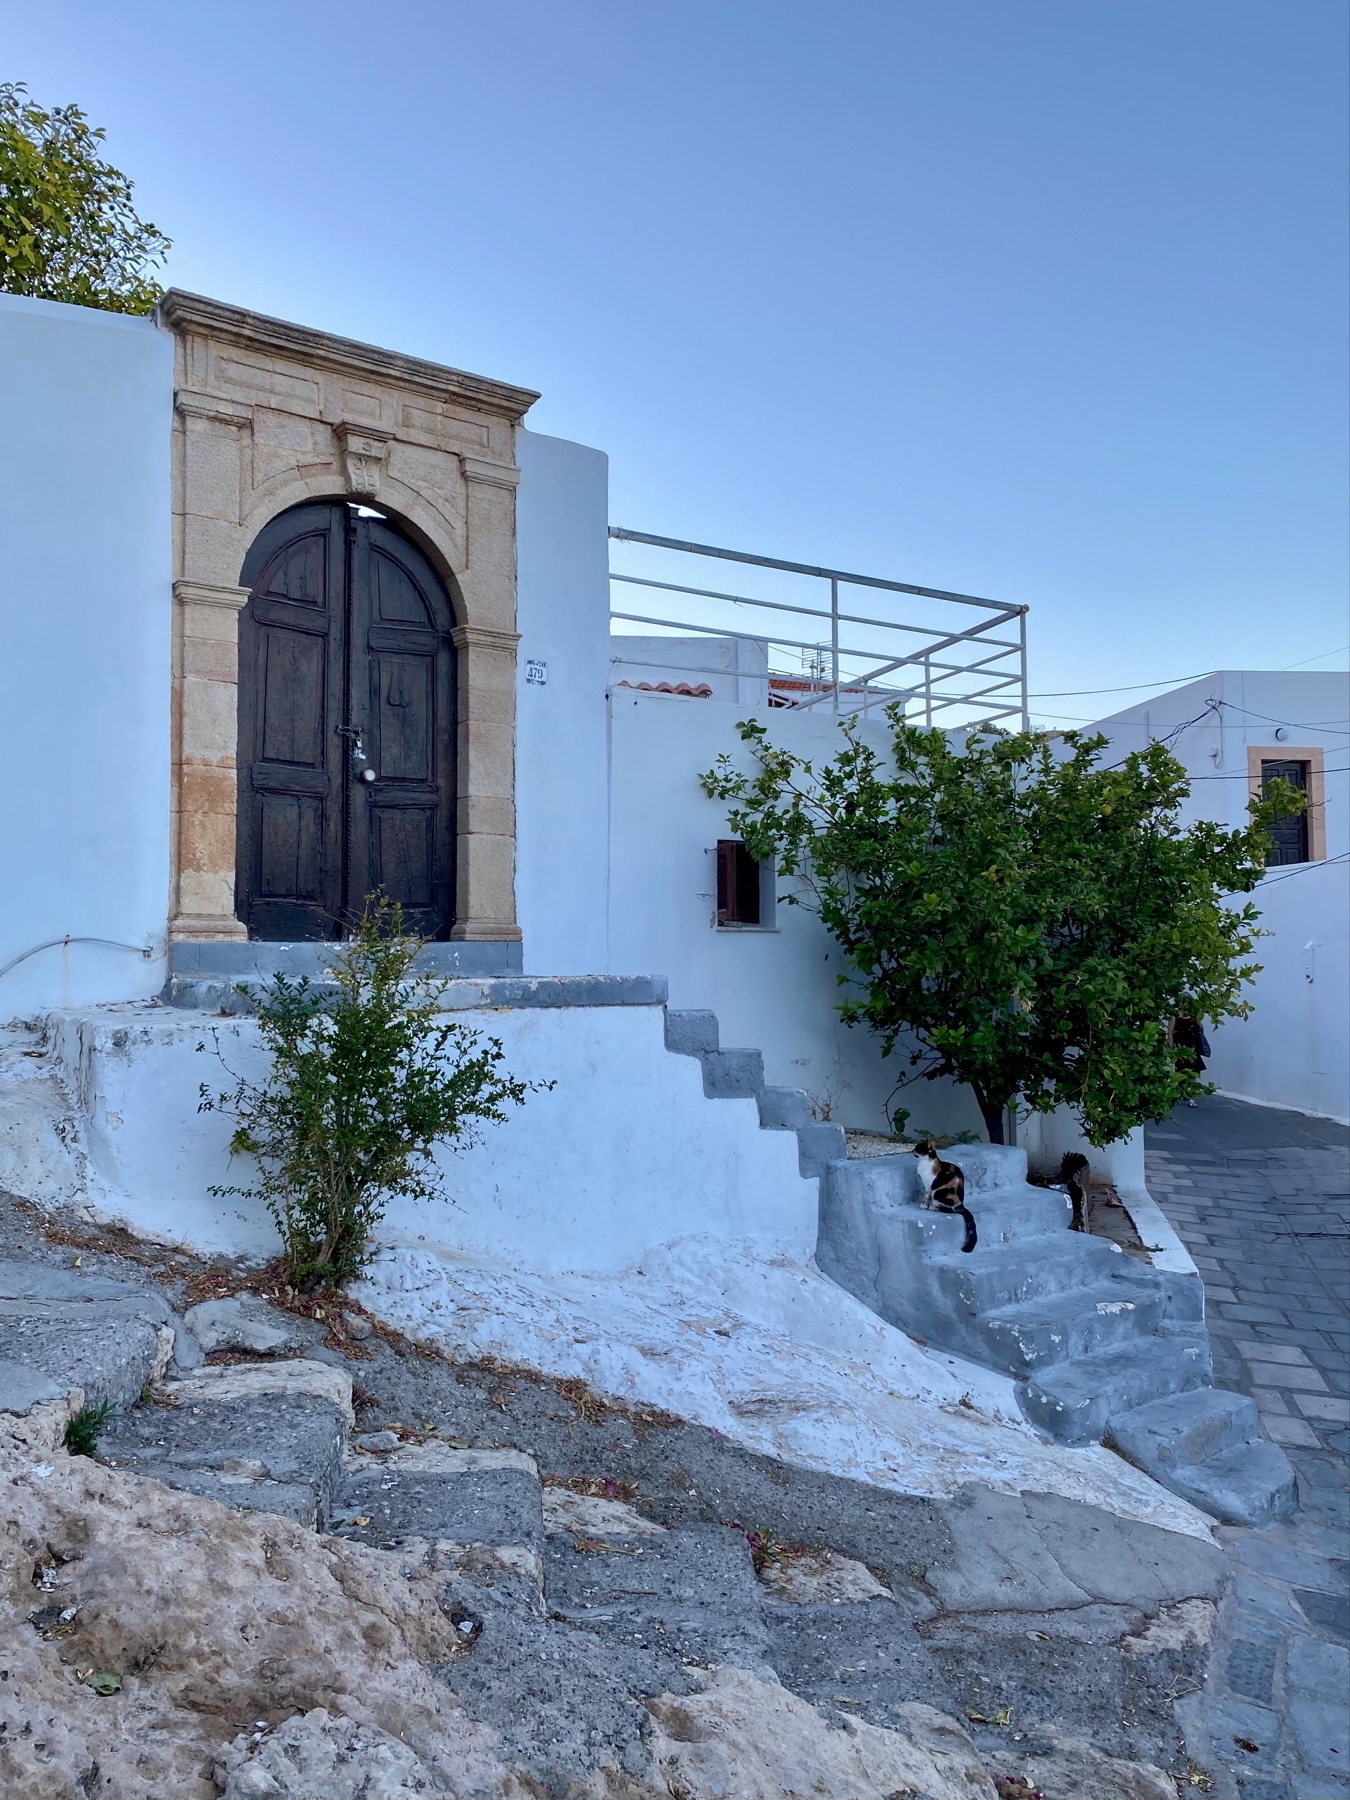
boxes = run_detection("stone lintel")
[158,290,540,425]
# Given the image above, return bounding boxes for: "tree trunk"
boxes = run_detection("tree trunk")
[973,1089,1006,1145]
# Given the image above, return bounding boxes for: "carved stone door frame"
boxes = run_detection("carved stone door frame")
[160,290,538,950]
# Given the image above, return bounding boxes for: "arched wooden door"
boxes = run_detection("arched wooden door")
[236,502,457,940]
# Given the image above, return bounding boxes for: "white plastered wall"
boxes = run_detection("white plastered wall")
[1092,670,1350,1123]
[606,689,983,1136]
[513,428,612,975]
[44,1002,817,1272]
[0,296,174,1017]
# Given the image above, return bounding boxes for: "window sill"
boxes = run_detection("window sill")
[713,922,781,933]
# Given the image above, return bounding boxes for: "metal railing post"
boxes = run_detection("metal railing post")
[830,577,840,715]
[924,655,932,726]
[1019,607,1029,731]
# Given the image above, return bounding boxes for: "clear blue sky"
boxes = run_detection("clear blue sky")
[7,0,1347,725]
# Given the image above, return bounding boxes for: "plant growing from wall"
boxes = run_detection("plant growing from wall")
[1,82,170,313]
[200,898,541,1290]
[703,715,1302,1146]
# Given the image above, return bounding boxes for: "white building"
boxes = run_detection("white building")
[1089,674,1350,1124]
[2,290,1025,1149]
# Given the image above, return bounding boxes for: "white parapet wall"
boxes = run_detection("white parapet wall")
[0,295,174,1019]
[38,997,818,1272]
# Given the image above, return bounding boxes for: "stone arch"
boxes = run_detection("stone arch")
[161,290,537,955]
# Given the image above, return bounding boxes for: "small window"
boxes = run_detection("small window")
[1261,760,1310,866]
[716,840,766,925]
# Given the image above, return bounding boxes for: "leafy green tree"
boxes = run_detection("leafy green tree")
[1,82,170,313]
[200,899,545,1289]
[703,715,1300,1146]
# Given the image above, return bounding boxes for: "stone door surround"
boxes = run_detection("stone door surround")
[159,289,539,948]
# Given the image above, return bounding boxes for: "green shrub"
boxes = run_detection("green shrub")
[63,1400,114,1457]
[200,898,542,1290]
[1,82,170,312]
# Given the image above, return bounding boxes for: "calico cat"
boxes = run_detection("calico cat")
[912,1141,978,1253]
[1060,1150,1090,1233]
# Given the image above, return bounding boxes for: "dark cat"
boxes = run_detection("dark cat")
[1060,1151,1090,1233]
[912,1141,978,1253]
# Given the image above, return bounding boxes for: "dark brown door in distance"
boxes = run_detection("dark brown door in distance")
[236,503,456,940]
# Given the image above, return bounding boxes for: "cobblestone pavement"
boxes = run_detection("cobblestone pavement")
[1146,1096,1350,1800]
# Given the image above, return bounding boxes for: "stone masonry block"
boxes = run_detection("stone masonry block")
[664,1010,719,1056]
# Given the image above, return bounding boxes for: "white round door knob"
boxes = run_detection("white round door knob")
[359,767,378,783]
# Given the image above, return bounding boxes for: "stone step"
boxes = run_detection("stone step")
[978,1279,1170,1375]
[1106,1387,1298,1528]
[697,1047,765,1100]
[941,1143,1030,1195]
[761,1595,959,1724]
[1020,1325,1213,1445]
[965,1183,1075,1245]
[335,1443,546,1604]
[926,1233,1124,1314]
[544,1519,771,1673]
[757,1085,813,1131]
[99,1358,354,1527]
[101,1388,348,1528]
[0,1261,204,1417]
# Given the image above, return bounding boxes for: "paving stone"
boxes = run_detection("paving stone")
[1231,1576,1317,1634]
[1226,1638,1277,1703]
[1147,1099,1349,1798]
[1262,1413,1322,1447]
[1289,1697,1350,1776]
[1237,1538,1350,1592]
[1204,1696,1283,1771]
[1298,1394,1350,1422]
[1286,1635,1350,1700]
[1246,1362,1327,1389]
[1295,1588,1350,1643]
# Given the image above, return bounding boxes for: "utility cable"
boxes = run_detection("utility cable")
[0,936,154,982]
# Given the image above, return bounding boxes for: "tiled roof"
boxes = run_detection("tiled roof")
[615,680,714,698]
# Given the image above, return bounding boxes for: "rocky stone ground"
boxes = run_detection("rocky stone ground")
[0,1188,1241,1799]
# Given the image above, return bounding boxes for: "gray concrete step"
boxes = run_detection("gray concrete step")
[545,1520,772,1672]
[662,1004,847,1182]
[0,1260,203,1416]
[979,1279,1171,1375]
[761,1595,959,1722]
[1106,1387,1297,1528]
[967,1183,1076,1244]
[927,1233,1124,1314]
[334,1442,547,1607]
[101,1390,348,1528]
[1021,1325,1213,1445]
[100,1357,355,1528]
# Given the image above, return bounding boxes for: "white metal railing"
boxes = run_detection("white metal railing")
[607,528,1029,729]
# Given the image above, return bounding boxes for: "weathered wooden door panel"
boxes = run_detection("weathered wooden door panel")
[236,504,456,940]
[345,519,456,938]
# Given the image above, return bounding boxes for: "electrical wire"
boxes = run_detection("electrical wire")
[1215,701,1350,734]
[0,936,154,982]
[1255,852,1350,887]
[1026,669,1217,698]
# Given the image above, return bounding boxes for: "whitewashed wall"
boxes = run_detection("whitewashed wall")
[514,428,612,976]
[1092,671,1349,1123]
[606,688,982,1136]
[44,1001,818,1272]
[0,296,174,1019]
